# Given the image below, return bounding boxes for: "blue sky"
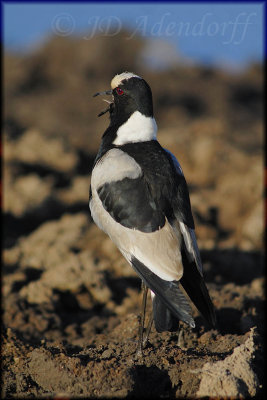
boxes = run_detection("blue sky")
[2,2,264,70]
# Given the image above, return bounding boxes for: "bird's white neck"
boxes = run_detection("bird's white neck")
[113,111,157,145]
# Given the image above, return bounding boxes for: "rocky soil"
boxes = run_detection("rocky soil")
[2,32,265,398]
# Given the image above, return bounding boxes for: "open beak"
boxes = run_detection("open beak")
[93,90,114,117]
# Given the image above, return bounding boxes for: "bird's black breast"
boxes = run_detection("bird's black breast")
[120,141,175,202]
[120,141,194,228]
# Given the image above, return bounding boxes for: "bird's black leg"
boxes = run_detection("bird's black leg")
[142,311,153,348]
[177,325,186,349]
[136,281,148,356]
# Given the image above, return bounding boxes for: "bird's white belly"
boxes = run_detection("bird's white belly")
[90,190,183,282]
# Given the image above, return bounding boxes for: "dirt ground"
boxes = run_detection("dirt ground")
[2,32,265,398]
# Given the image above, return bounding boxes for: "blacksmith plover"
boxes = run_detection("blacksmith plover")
[90,72,216,354]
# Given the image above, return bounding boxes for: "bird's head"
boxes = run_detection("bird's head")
[94,72,157,145]
[94,72,154,122]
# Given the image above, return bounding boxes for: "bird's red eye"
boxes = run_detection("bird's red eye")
[116,87,124,95]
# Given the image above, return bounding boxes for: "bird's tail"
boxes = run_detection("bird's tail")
[180,249,216,328]
[152,295,179,332]
[131,256,195,330]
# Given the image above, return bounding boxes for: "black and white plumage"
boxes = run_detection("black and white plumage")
[90,72,216,346]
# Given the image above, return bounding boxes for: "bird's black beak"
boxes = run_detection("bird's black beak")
[93,90,114,117]
[93,90,112,97]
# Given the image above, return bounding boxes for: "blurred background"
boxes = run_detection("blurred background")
[3,2,264,69]
[2,3,265,397]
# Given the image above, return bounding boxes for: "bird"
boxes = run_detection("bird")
[89,72,216,354]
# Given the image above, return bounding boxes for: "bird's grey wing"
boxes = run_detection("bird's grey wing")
[164,148,202,273]
[165,149,216,327]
